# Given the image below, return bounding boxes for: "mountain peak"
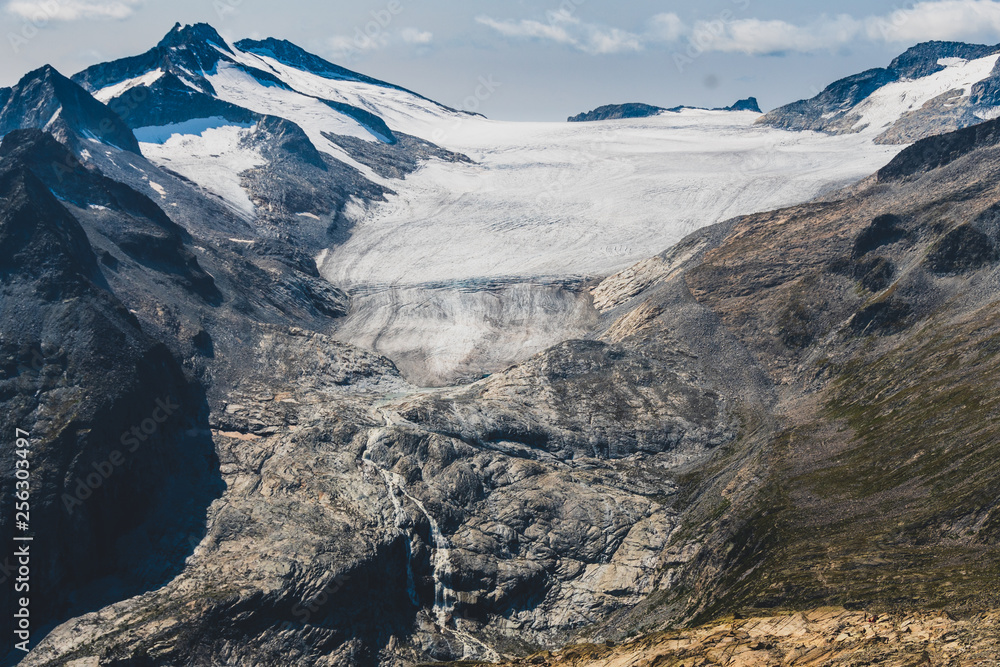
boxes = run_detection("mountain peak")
[726,97,761,113]
[16,63,61,86]
[157,22,231,53]
[0,64,140,153]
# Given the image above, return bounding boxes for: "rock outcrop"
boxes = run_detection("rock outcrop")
[568,98,760,122]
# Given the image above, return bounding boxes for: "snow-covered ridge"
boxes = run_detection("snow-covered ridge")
[851,54,1000,135]
[758,41,1000,142]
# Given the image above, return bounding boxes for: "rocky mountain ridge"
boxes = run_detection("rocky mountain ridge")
[567,98,761,122]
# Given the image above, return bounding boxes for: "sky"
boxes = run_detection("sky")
[4,0,1000,120]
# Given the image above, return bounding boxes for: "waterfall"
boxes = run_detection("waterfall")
[363,425,458,622]
[391,471,456,626]
[363,417,505,662]
[363,429,420,607]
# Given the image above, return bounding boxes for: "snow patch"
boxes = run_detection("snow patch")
[139,123,265,217]
[93,69,165,103]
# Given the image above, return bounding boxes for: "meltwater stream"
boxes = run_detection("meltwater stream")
[361,409,504,661]
[362,415,457,625]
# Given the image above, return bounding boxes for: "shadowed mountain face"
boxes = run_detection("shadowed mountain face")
[0,65,140,153]
[0,130,221,303]
[0,143,221,662]
[3,23,1000,667]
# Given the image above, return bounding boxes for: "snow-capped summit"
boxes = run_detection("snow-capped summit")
[759,40,1000,143]
[62,23,472,228]
[235,36,406,91]
[72,23,460,148]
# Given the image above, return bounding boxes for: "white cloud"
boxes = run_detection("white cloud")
[868,0,1000,43]
[478,1,1000,57]
[326,27,433,60]
[701,15,865,55]
[475,10,643,55]
[646,13,685,42]
[5,0,141,21]
[400,27,433,45]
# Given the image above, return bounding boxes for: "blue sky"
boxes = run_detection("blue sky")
[4,0,1000,120]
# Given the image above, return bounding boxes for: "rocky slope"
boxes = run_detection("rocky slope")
[490,607,1000,667]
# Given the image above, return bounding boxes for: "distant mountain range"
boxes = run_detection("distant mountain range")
[568,97,761,122]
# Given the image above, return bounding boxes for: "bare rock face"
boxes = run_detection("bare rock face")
[19,318,737,664]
